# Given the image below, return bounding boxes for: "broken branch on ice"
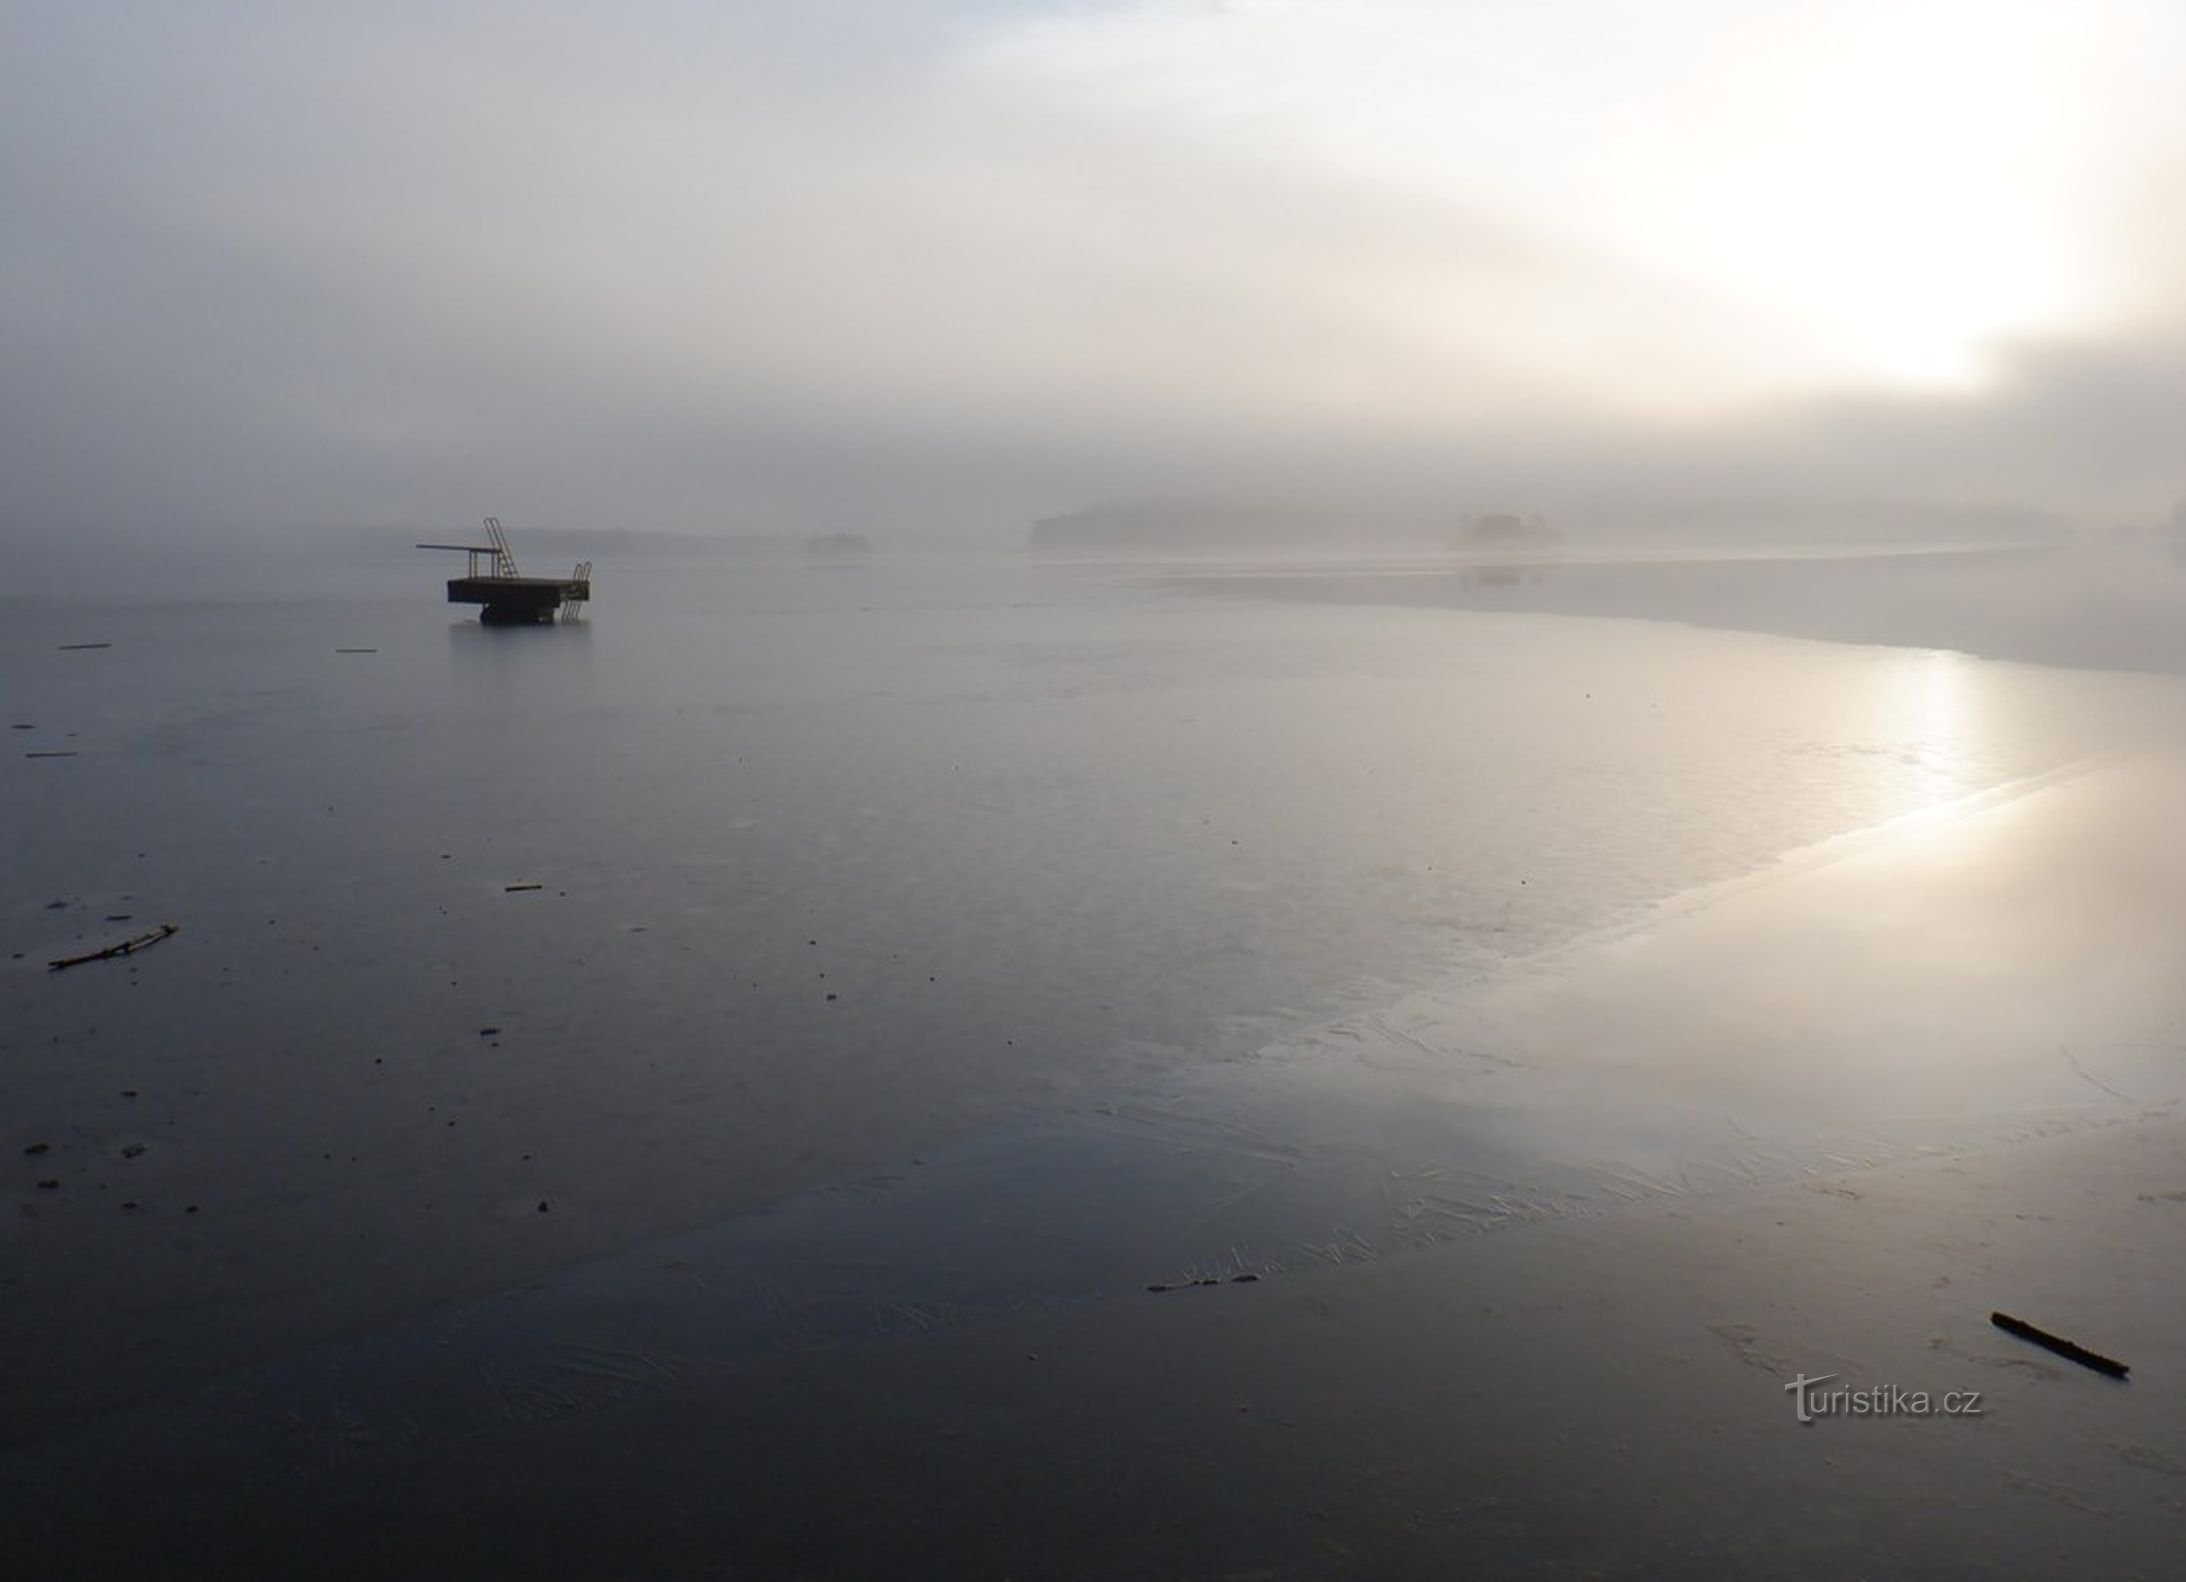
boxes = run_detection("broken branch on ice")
[48,922,179,971]
[1990,1311,2130,1379]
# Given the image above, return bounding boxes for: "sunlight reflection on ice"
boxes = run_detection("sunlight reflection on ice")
[1885,646,1977,821]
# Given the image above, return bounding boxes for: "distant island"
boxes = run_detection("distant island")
[805,532,874,558]
[1017,493,2076,557]
[1028,497,1445,554]
[1464,512,1559,547]
[1456,512,1561,587]
[1027,498,1574,556]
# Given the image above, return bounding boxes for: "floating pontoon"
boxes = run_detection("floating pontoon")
[418,518,592,624]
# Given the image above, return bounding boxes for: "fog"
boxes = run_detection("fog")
[20,11,2186,1572]
[5,0,2186,546]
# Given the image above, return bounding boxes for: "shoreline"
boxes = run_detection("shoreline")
[1163,539,2186,678]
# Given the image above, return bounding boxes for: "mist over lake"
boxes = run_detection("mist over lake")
[14,0,2186,1572]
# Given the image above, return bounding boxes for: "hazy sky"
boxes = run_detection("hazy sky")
[5,0,2185,539]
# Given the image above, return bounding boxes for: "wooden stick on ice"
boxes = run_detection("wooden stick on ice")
[48,922,179,972]
[1991,1311,2130,1379]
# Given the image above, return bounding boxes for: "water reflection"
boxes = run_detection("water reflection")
[445,611,595,702]
[445,614,594,650]
[1459,560,1557,590]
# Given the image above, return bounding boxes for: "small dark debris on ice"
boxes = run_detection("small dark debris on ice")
[1147,1273,1263,1293]
[49,922,179,971]
[1991,1311,2130,1378]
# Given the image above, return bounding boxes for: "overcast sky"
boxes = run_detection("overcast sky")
[5,0,2185,540]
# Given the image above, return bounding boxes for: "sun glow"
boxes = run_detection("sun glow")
[976,0,2141,401]
[1599,1,2093,393]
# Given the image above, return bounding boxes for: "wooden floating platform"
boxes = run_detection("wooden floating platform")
[446,574,591,624]
[422,519,592,624]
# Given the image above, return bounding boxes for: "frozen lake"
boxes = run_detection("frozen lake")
[10,541,2186,1575]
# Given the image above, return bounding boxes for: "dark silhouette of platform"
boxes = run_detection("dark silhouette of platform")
[441,572,591,623]
[420,517,592,624]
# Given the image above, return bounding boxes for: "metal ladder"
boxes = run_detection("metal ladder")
[563,561,592,620]
[482,516,520,578]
